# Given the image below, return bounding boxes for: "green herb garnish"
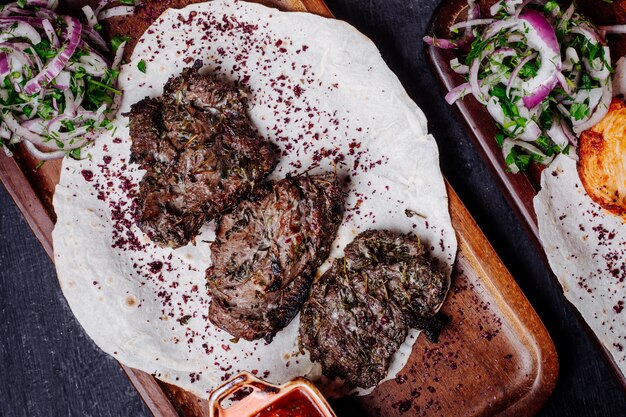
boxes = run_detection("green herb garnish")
[110,35,131,52]
[137,59,147,73]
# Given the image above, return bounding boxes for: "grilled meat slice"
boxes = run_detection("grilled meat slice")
[299,230,447,388]
[207,172,344,342]
[128,62,279,248]
[128,97,176,169]
[578,98,626,218]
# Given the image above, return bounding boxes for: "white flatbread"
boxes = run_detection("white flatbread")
[534,154,626,376]
[53,0,457,397]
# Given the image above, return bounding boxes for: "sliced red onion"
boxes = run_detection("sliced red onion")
[0,16,44,27]
[483,18,518,39]
[571,24,605,47]
[0,20,41,44]
[63,89,76,116]
[0,43,34,72]
[52,70,69,90]
[574,87,603,116]
[0,1,119,161]
[555,71,573,96]
[0,121,11,141]
[556,2,575,31]
[486,96,542,141]
[507,52,537,98]
[518,10,561,109]
[501,138,520,174]
[48,114,90,140]
[445,82,472,104]
[560,117,577,147]
[562,47,579,72]
[25,0,49,7]
[556,103,571,118]
[515,140,554,165]
[583,46,611,81]
[112,41,126,70]
[23,140,66,160]
[80,24,109,52]
[492,47,517,63]
[2,111,54,148]
[519,120,542,142]
[600,25,626,34]
[546,116,569,148]
[489,0,524,16]
[81,5,98,28]
[23,15,80,95]
[450,18,495,32]
[469,47,493,104]
[423,35,460,49]
[425,0,479,51]
[98,6,135,20]
[94,0,112,15]
[41,18,59,48]
[22,117,47,135]
[0,52,9,76]
[573,79,612,133]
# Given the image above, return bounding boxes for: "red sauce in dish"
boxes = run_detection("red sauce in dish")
[252,389,326,417]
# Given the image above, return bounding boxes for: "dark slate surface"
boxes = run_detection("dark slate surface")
[1,0,625,416]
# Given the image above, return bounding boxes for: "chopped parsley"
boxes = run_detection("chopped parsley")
[110,35,131,52]
[570,102,590,121]
[137,59,147,73]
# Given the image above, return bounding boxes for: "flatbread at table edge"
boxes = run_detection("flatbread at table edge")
[53,0,457,397]
[534,154,626,377]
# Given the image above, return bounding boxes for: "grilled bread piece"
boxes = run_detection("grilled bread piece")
[578,98,626,218]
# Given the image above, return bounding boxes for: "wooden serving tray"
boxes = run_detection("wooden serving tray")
[0,0,558,416]
[425,0,626,392]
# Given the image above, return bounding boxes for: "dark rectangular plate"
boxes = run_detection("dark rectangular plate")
[425,0,626,392]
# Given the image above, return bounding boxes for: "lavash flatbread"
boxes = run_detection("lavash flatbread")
[534,154,626,376]
[53,0,457,396]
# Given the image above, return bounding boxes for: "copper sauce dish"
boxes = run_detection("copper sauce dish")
[208,372,337,417]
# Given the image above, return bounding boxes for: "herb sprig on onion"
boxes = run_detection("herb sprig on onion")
[425,0,614,173]
[0,0,136,161]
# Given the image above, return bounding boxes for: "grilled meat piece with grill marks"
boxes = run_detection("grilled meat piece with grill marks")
[206,172,344,342]
[129,62,279,248]
[299,230,448,388]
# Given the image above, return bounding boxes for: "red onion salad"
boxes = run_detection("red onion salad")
[425,0,613,174]
[0,0,136,161]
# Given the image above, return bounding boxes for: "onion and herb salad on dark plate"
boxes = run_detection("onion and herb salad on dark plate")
[425,0,623,173]
[0,0,137,161]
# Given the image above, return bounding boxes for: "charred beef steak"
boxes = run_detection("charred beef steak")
[299,230,448,388]
[206,172,343,342]
[129,62,279,247]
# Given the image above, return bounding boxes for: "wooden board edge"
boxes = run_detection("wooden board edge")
[122,365,181,417]
[446,183,559,416]
[298,0,333,17]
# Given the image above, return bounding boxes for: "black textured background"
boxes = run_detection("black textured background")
[1,0,626,415]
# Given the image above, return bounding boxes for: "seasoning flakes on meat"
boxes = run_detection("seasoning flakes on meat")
[128,61,279,248]
[206,172,344,342]
[299,230,447,388]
